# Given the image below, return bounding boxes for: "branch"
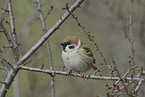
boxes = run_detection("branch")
[36,0,53,70]
[1,57,13,69]
[8,1,20,97]
[0,21,13,47]
[8,0,19,62]
[129,0,135,68]
[19,66,144,81]
[0,0,84,96]
[135,79,143,93]
[115,66,138,85]
[0,0,10,22]
[36,0,55,97]
[112,59,130,96]
[0,81,6,85]
[44,5,54,21]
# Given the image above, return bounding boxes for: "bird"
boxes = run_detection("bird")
[60,36,97,74]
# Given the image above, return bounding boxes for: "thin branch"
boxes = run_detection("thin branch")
[23,60,32,66]
[0,0,84,96]
[93,63,103,75]
[0,0,10,22]
[1,45,13,48]
[19,66,144,81]
[44,5,54,21]
[0,81,6,85]
[115,66,138,85]
[111,82,132,96]
[8,0,19,62]
[36,0,55,97]
[129,0,135,68]
[1,58,13,69]
[114,82,132,93]
[112,59,130,96]
[8,1,20,97]
[0,21,13,47]
[0,65,9,73]
[135,79,143,93]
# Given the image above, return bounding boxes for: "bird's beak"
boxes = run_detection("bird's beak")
[60,42,66,46]
[60,42,67,51]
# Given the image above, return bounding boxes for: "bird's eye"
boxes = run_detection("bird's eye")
[69,46,75,49]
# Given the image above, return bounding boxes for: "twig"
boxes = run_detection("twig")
[0,21,13,48]
[37,0,55,97]
[129,0,135,69]
[0,0,84,96]
[44,5,54,21]
[112,59,130,96]
[93,63,103,75]
[8,0,19,62]
[0,0,10,22]
[114,81,132,93]
[23,60,32,66]
[1,58,13,69]
[115,66,138,85]
[0,65,9,73]
[1,45,12,48]
[135,79,143,93]
[19,66,144,81]
[8,1,20,97]
[0,81,6,84]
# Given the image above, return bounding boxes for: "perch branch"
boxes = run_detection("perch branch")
[19,66,144,81]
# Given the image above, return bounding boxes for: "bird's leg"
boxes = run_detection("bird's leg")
[61,65,65,71]
[82,72,86,81]
[67,69,72,74]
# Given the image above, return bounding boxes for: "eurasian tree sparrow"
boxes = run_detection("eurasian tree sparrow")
[60,36,97,73]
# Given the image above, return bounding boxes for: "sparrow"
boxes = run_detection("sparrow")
[60,36,97,73]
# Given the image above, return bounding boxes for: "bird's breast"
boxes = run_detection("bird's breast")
[61,50,93,72]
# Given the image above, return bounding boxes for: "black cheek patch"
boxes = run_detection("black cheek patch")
[69,46,75,49]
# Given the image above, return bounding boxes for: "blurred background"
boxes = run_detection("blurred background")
[0,0,145,97]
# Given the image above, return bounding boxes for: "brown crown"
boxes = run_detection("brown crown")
[63,36,79,45]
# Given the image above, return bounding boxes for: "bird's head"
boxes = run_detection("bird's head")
[60,36,82,52]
